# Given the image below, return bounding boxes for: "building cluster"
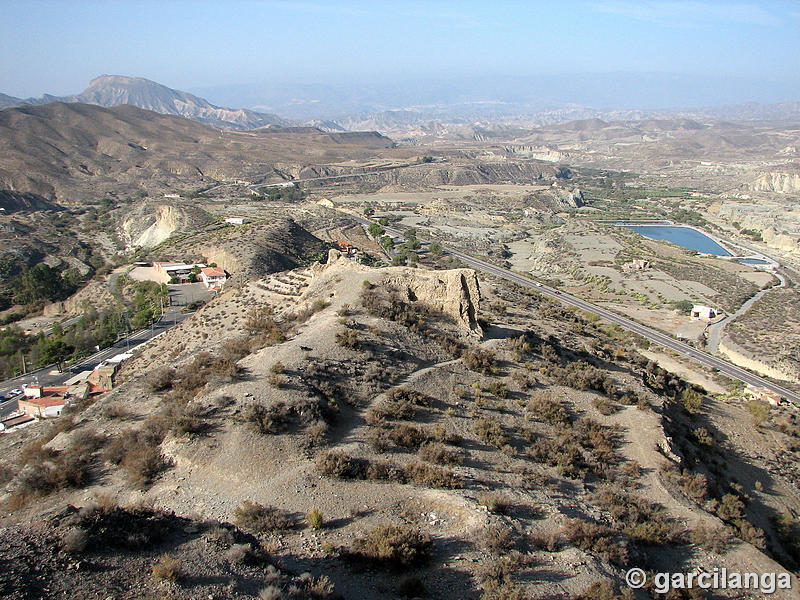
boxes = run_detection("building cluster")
[334,241,360,258]
[153,261,227,290]
[0,356,125,433]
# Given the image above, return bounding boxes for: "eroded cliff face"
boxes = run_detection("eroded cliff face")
[761,227,800,254]
[121,203,214,248]
[751,171,800,194]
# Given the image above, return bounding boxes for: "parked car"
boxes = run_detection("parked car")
[9,388,22,396]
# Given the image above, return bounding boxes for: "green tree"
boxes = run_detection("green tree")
[402,236,421,251]
[39,338,72,367]
[380,235,395,251]
[368,223,385,238]
[14,264,64,305]
[429,241,443,256]
[378,217,389,226]
[671,300,694,314]
[364,207,375,216]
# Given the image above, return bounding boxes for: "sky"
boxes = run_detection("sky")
[1,1,799,108]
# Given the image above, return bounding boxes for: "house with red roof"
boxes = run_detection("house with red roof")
[199,267,227,291]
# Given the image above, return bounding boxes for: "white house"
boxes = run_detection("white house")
[691,305,719,319]
[199,267,227,291]
[225,217,248,225]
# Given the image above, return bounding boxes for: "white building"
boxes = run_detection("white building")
[225,217,248,225]
[691,305,719,319]
[199,267,227,291]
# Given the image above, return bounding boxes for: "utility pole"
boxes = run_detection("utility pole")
[21,353,26,375]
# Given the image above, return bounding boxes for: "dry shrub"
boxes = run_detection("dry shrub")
[290,298,330,323]
[243,402,290,434]
[527,393,571,426]
[593,487,683,545]
[102,402,132,420]
[316,450,368,479]
[479,524,516,553]
[689,523,732,554]
[245,306,286,345]
[529,531,562,552]
[403,461,463,489]
[163,404,208,437]
[660,463,708,502]
[221,336,254,361]
[226,543,265,565]
[478,492,513,514]
[104,422,170,487]
[417,442,461,465]
[562,518,629,566]
[152,553,182,581]
[148,367,176,392]
[171,352,242,404]
[475,418,509,448]
[120,445,172,488]
[8,430,101,506]
[349,525,432,569]
[462,348,497,374]
[388,423,430,450]
[574,581,633,600]
[233,500,295,533]
[61,527,88,554]
[335,328,361,349]
[592,396,619,415]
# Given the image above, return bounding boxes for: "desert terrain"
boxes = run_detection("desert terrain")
[0,101,799,599]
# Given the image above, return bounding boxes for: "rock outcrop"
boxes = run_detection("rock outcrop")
[384,268,482,333]
[761,227,799,254]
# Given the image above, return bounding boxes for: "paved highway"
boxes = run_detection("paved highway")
[348,213,800,405]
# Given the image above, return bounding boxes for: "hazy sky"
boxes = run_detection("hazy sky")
[2,0,799,106]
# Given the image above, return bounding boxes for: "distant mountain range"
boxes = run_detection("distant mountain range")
[2,74,799,139]
[0,75,290,130]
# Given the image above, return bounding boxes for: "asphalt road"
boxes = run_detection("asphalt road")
[348,213,800,405]
[0,306,191,420]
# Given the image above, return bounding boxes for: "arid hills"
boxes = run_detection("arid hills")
[0,93,799,599]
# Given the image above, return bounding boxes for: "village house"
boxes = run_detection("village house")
[199,266,227,291]
[17,362,118,420]
[18,383,88,418]
[335,241,360,258]
[224,217,247,225]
